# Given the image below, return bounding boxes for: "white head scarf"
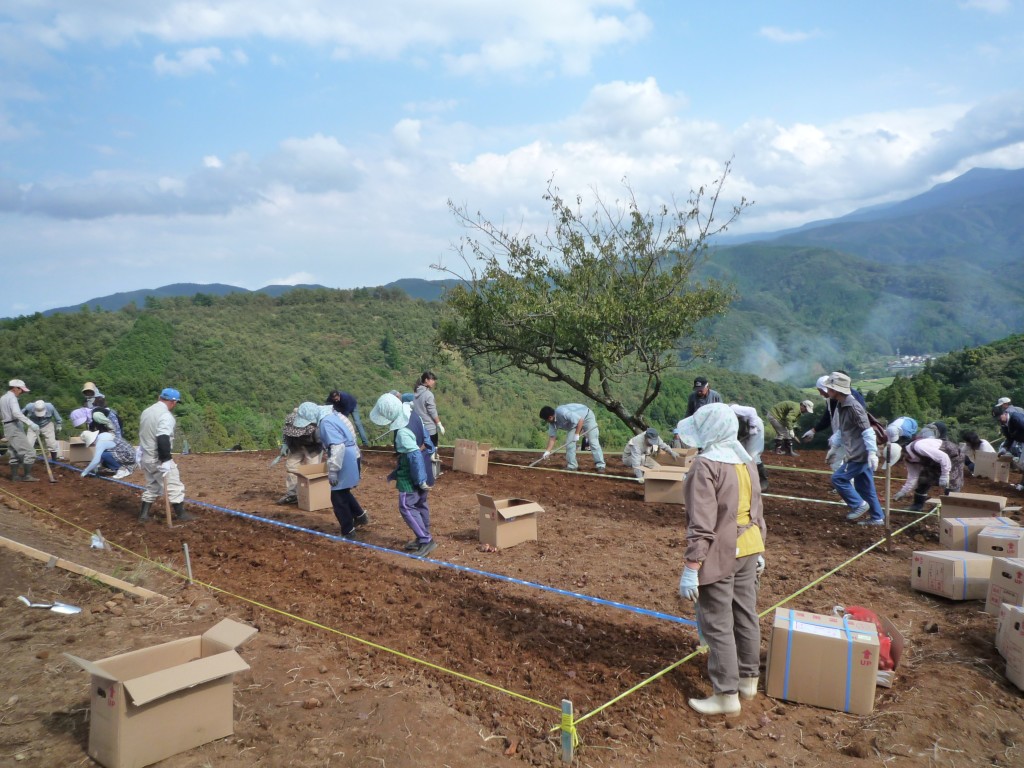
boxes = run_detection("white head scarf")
[677,403,752,465]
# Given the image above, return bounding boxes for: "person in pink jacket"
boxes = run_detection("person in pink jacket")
[893,432,965,511]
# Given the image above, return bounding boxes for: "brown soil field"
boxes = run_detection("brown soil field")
[1,446,1023,767]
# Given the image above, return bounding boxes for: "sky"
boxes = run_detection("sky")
[2,0,1024,318]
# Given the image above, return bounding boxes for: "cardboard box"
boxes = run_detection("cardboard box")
[656,447,698,470]
[938,492,1008,519]
[985,557,1024,617]
[56,439,69,460]
[1005,619,1024,691]
[975,451,1013,483]
[642,465,687,505]
[939,516,1019,551]
[910,550,992,600]
[478,493,541,549]
[453,439,491,475]
[289,462,331,512]
[67,436,92,464]
[765,609,880,715]
[64,619,257,768]
[977,526,1024,559]
[996,604,1024,658]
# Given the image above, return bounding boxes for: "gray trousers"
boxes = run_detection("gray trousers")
[4,423,35,466]
[695,554,761,694]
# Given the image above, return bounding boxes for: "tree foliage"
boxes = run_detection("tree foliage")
[436,168,749,431]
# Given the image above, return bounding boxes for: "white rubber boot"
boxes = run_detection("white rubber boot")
[739,677,759,700]
[687,692,741,716]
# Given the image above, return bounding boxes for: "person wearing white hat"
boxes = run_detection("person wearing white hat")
[801,372,867,471]
[1,379,39,481]
[79,429,136,480]
[823,372,885,526]
[22,399,63,461]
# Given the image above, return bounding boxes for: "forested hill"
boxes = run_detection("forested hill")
[0,288,809,452]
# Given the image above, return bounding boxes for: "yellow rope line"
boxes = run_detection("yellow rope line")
[0,486,560,713]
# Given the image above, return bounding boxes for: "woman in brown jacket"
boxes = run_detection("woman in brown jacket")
[677,403,767,716]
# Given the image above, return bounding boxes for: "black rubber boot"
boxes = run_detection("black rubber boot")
[276,492,297,505]
[773,439,784,455]
[907,493,928,512]
[8,465,19,481]
[756,462,769,492]
[21,464,39,482]
[50,451,57,462]
[172,502,194,521]
[138,501,152,522]
[784,440,799,457]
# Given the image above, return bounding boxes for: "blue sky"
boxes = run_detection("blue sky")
[2,0,1023,317]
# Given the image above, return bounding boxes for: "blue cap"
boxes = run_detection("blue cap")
[160,387,181,402]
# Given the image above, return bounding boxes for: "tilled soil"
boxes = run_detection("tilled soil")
[1,447,1023,767]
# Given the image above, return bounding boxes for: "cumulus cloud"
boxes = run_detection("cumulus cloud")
[153,46,223,76]
[269,271,317,285]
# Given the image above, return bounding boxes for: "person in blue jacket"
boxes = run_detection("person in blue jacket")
[318,399,369,538]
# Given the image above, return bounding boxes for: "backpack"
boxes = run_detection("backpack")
[867,412,889,448]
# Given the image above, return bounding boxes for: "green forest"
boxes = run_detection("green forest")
[1,288,812,453]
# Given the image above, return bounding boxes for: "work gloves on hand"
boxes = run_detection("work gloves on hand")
[541,451,551,460]
[570,433,580,443]
[867,453,879,472]
[328,470,338,486]
[668,449,679,459]
[893,489,908,502]
[998,447,1008,456]
[158,460,176,475]
[938,474,950,488]
[678,566,700,602]
[756,555,766,577]
[437,423,446,436]
[801,429,815,442]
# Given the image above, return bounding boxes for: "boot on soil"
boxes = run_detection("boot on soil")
[276,492,297,505]
[138,501,152,522]
[172,502,194,521]
[688,692,741,716]
[738,677,759,700]
[784,440,799,457]
[8,464,19,482]
[756,462,769,492]
[50,451,57,462]
[907,493,928,512]
[20,464,39,482]
[773,438,785,455]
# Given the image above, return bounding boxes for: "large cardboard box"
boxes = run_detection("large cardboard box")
[910,550,992,600]
[975,451,1013,483]
[1004,617,1024,691]
[977,526,1024,559]
[453,439,491,475]
[656,447,698,470]
[985,557,1024,617]
[478,493,542,549]
[65,619,257,768]
[642,465,687,505]
[765,609,880,715]
[938,492,1008,519]
[67,436,92,464]
[289,462,331,512]
[939,516,1019,551]
[996,604,1024,658]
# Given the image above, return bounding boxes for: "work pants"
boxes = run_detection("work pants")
[696,555,761,694]
[398,489,432,544]
[141,456,185,504]
[564,414,605,471]
[284,445,323,494]
[3,423,35,466]
[831,460,884,521]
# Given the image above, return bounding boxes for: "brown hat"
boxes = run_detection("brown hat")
[826,372,852,395]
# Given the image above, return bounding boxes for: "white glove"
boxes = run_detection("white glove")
[541,451,551,460]
[867,453,879,472]
[158,460,176,475]
[328,470,338,486]
[755,555,766,577]
[801,429,815,442]
[938,474,949,488]
[570,433,580,443]
[998,447,1008,456]
[828,431,842,448]
[668,449,679,459]
[678,566,700,602]
[437,423,445,435]
[893,489,908,502]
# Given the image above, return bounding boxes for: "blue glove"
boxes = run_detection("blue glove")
[678,566,700,601]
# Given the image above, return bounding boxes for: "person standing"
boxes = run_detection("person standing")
[730,403,769,491]
[621,428,678,480]
[676,403,767,716]
[370,392,437,557]
[23,399,63,461]
[275,402,324,505]
[413,371,445,451]
[539,403,605,473]
[81,382,98,409]
[2,379,39,482]
[686,377,723,417]
[319,398,369,539]
[802,373,867,471]
[765,400,814,456]
[824,372,884,526]
[138,388,191,523]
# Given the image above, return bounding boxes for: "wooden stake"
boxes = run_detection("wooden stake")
[36,431,55,483]
[560,699,574,763]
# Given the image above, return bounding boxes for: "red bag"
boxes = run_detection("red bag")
[843,605,894,670]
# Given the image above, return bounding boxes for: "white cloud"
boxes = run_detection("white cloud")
[203,155,223,169]
[959,0,1012,13]
[153,46,223,76]
[231,48,249,64]
[758,26,820,44]
[393,119,422,151]
[269,271,317,285]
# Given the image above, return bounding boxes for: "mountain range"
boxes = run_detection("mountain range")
[34,166,1024,381]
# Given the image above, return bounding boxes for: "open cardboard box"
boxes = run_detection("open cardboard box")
[911,550,992,600]
[642,465,687,505]
[765,608,880,715]
[453,439,491,475]
[65,618,257,768]
[478,493,541,549]
[655,447,697,469]
[289,462,332,512]
[66,436,92,464]
[939,516,1019,552]
[974,451,1013,483]
[936,492,1008,519]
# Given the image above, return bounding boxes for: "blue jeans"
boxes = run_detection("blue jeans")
[831,461,883,521]
[100,450,122,470]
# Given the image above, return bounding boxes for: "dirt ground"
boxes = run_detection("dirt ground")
[1,446,1023,768]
